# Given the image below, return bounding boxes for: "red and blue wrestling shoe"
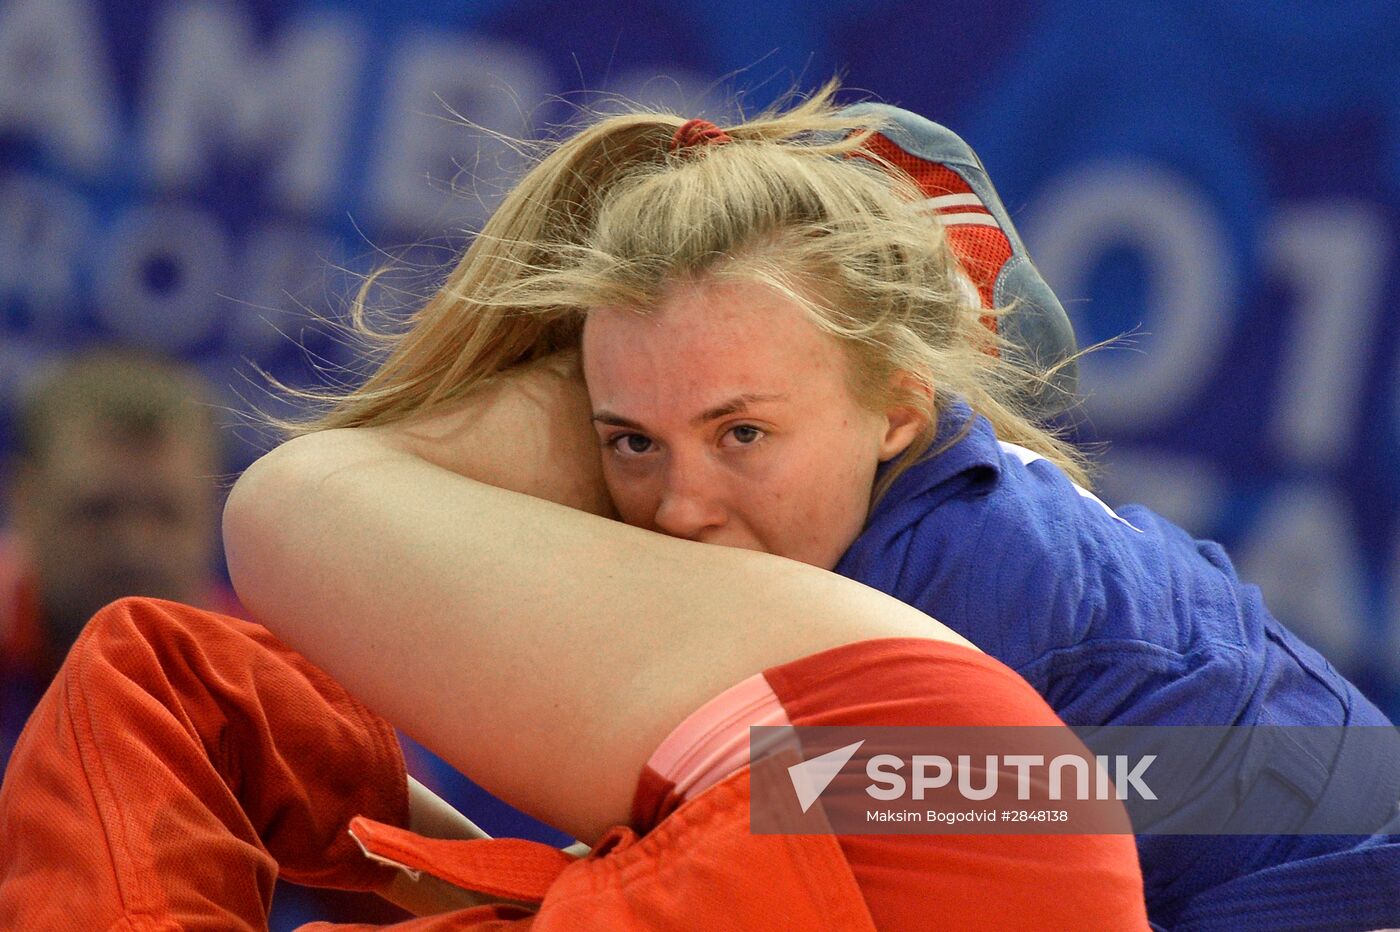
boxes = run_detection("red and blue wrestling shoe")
[842,103,1079,417]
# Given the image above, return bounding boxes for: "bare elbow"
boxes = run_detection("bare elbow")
[223,432,350,618]
[224,437,303,613]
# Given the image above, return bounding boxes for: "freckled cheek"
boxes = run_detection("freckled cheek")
[709,479,770,548]
[807,444,879,542]
[744,475,823,552]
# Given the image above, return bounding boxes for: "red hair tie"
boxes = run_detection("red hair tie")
[670,118,732,152]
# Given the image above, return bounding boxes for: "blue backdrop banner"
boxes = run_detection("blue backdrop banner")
[2,0,1396,735]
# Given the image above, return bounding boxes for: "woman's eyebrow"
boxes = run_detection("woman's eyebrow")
[592,393,789,430]
[692,393,788,426]
[591,411,645,429]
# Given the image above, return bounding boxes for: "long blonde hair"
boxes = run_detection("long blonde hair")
[293,83,1088,492]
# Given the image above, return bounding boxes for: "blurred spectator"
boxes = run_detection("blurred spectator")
[0,348,411,927]
[1,349,236,764]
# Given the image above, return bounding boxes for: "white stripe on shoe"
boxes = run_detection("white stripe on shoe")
[924,192,984,210]
[933,212,1001,228]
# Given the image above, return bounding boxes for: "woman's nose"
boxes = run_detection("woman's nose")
[652,461,727,540]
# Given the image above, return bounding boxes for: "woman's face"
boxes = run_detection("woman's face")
[582,277,924,570]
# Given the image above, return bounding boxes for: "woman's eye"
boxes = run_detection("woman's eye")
[610,433,654,455]
[725,425,764,446]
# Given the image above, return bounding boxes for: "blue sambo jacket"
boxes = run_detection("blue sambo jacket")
[836,405,1400,931]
